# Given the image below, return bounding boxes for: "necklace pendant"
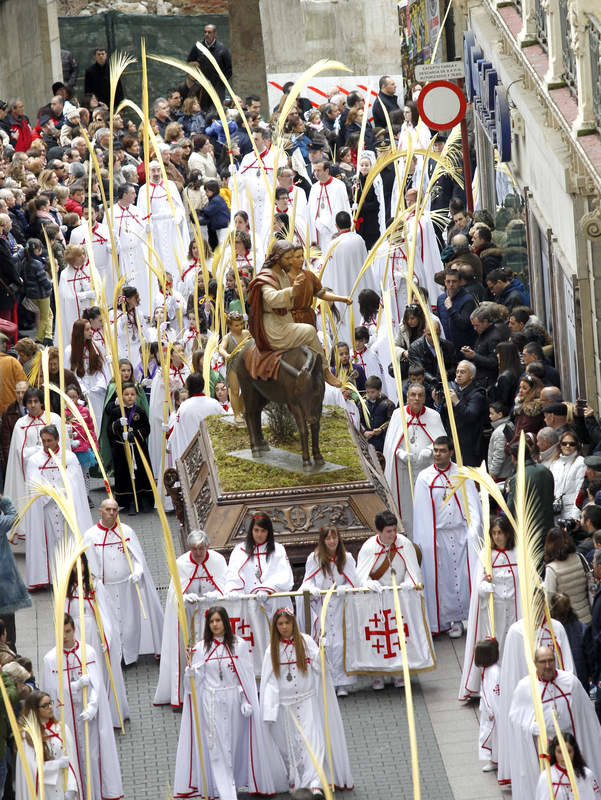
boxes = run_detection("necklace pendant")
[255,567,261,580]
[286,670,293,682]
[219,665,223,681]
[256,168,261,177]
[320,199,325,210]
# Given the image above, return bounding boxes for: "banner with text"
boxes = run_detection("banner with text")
[343,588,435,673]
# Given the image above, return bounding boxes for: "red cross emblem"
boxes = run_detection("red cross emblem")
[364,610,409,659]
[230,617,255,650]
[493,684,500,696]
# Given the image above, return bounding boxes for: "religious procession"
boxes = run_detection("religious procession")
[1,0,601,798]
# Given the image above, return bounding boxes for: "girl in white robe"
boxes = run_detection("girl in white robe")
[298,527,359,695]
[65,318,108,434]
[535,734,601,800]
[459,516,520,701]
[225,511,293,620]
[111,287,147,363]
[473,638,501,772]
[16,690,81,800]
[173,606,287,799]
[260,608,353,794]
[57,244,95,351]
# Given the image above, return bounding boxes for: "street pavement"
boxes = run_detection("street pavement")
[13,479,504,799]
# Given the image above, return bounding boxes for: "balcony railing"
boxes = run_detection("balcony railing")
[590,15,601,135]
[534,0,547,50]
[559,0,578,95]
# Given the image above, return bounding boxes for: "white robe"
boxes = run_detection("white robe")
[235,146,276,234]
[372,241,427,327]
[64,345,108,434]
[478,663,501,765]
[298,551,359,687]
[83,521,164,664]
[400,213,443,308]
[4,411,62,513]
[497,617,575,789]
[174,635,287,799]
[42,642,123,800]
[319,229,367,346]
[65,579,129,728]
[154,549,227,708]
[459,548,520,701]
[535,765,601,800]
[15,721,81,800]
[508,670,601,800]
[109,201,152,314]
[412,461,482,633]
[383,405,446,534]
[57,264,95,348]
[225,541,293,619]
[23,447,92,589]
[136,180,190,307]
[351,343,383,384]
[170,394,225,464]
[356,533,423,587]
[70,221,114,300]
[260,633,353,791]
[308,177,351,255]
[110,306,147,363]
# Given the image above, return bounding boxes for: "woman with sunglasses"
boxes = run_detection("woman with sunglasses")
[549,430,586,525]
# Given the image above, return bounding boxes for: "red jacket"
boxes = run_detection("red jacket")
[8,114,32,152]
[65,197,83,217]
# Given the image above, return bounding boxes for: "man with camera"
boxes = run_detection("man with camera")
[433,360,488,467]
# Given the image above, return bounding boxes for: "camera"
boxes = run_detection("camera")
[558,518,578,533]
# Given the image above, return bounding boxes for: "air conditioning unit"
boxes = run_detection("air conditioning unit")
[510,107,525,136]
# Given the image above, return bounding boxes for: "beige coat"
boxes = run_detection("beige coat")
[544,552,591,623]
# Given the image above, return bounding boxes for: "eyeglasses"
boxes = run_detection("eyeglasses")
[561,441,578,447]
[39,702,53,708]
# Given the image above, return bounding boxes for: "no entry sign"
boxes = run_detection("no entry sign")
[417,80,467,131]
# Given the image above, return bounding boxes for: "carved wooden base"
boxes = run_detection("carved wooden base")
[173,417,396,578]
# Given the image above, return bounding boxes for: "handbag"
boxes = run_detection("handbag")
[577,552,597,608]
[552,495,564,514]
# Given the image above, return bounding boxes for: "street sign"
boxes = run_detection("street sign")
[417,79,467,131]
[415,61,465,82]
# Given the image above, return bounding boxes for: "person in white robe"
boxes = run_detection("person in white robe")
[155,530,227,708]
[69,206,114,301]
[110,184,153,314]
[356,150,386,239]
[15,690,81,800]
[276,164,308,235]
[298,527,360,695]
[169,373,224,464]
[137,161,189,314]
[23,426,92,590]
[57,244,95,350]
[225,512,293,620]
[508,646,601,800]
[42,614,123,800]
[65,556,129,728]
[64,319,108,433]
[4,388,61,514]
[496,613,575,789]
[260,608,353,793]
[412,436,482,636]
[478,658,501,771]
[83,497,163,665]
[234,128,276,239]
[535,734,601,800]
[459,516,520,701]
[383,384,446,533]
[110,287,147,363]
[173,606,287,799]
[308,161,351,255]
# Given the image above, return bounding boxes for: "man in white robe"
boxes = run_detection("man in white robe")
[83,497,164,664]
[4,388,61,513]
[110,184,152,312]
[308,160,351,256]
[57,244,95,348]
[383,384,446,533]
[320,212,367,346]
[169,372,224,464]
[43,613,123,800]
[372,238,426,328]
[69,206,114,301]
[137,161,189,313]
[23,425,92,589]
[154,529,227,707]
[412,435,481,637]
[398,189,444,309]
[508,646,601,799]
[235,128,276,234]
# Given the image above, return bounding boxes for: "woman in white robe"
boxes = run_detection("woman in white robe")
[57,244,95,351]
[298,527,359,695]
[260,608,353,794]
[65,319,108,433]
[535,733,601,800]
[459,516,520,701]
[173,606,287,799]
[16,690,81,800]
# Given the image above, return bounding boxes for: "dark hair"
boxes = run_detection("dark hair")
[434,435,452,449]
[374,510,397,532]
[402,303,426,341]
[24,387,44,406]
[548,733,587,779]
[203,606,236,651]
[365,375,382,390]
[358,289,380,323]
[510,307,530,326]
[583,505,601,529]
[205,179,220,195]
[495,341,522,379]
[67,553,92,596]
[0,619,5,638]
[523,341,544,359]
[404,100,419,127]
[245,94,260,106]
[549,592,578,626]
[474,637,499,668]
[41,424,59,440]
[315,526,347,576]
[347,91,362,108]
[64,612,75,628]
[544,527,576,564]
[354,325,369,343]
[474,225,492,244]
[117,183,135,200]
[472,210,495,230]
[185,372,205,395]
[487,267,512,285]
[449,197,465,215]
[490,515,515,549]
[489,400,508,416]
[336,211,351,229]
[245,512,275,558]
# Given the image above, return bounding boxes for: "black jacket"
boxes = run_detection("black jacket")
[371,92,400,130]
[488,369,519,411]
[84,61,123,106]
[408,335,457,381]
[441,381,488,466]
[360,394,395,453]
[436,288,477,350]
[0,237,20,311]
[470,322,509,388]
[187,39,232,97]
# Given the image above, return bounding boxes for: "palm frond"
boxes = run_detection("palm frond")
[0,680,37,800]
[276,60,350,135]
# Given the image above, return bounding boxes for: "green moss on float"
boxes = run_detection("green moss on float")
[205,407,366,492]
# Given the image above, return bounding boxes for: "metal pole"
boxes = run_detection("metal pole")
[460,116,474,212]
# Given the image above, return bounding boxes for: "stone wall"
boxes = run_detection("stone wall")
[59,0,227,15]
